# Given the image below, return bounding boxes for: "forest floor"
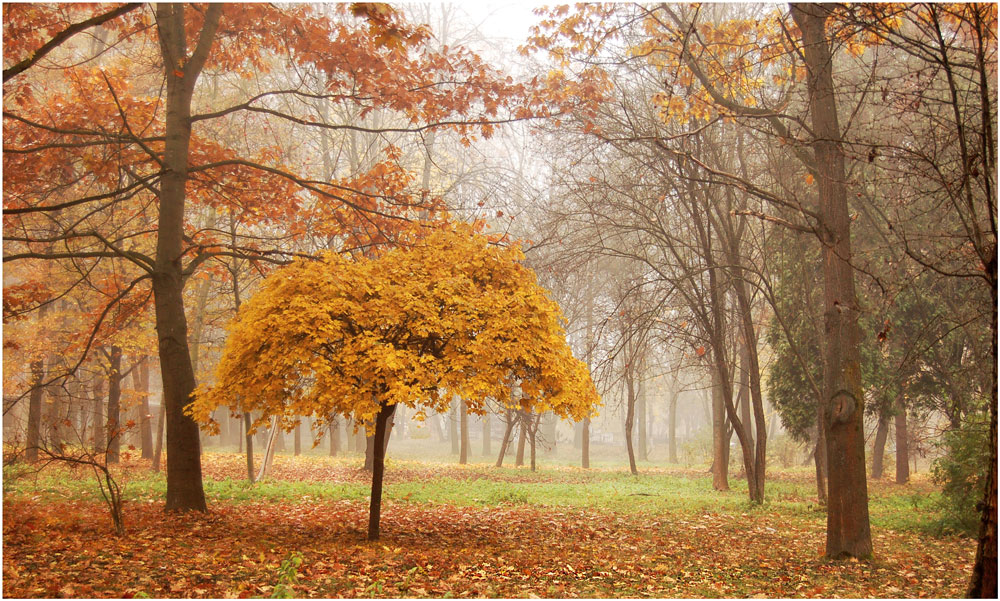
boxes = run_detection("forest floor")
[2,450,976,598]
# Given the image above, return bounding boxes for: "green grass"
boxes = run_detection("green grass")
[3,451,953,537]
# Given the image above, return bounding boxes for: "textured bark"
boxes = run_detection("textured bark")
[459,398,469,464]
[106,346,122,464]
[871,409,889,480]
[711,367,730,491]
[894,395,909,484]
[625,368,638,476]
[668,390,679,463]
[791,3,872,558]
[25,359,45,462]
[152,3,220,512]
[367,403,397,541]
[495,410,516,468]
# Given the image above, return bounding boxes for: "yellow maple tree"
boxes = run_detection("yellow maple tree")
[191,219,599,539]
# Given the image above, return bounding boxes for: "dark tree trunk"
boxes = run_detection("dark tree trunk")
[815,404,828,505]
[711,367,729,491]
[244,412,254,481]
[495,410,516,468]
[92,380,106,453]
[106,346,122,464]
[515,411,527,467]
[25,359,44,462]
[134,357,153,459]
[625,369,638,476]
[871,408,889,480]
[367,403,397,541]
[791,3,872,558]
[152,3,220,512]
[459,398,469,464]
[894,395,909,484]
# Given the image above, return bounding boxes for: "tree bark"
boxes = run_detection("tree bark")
[449,403,459,454]
[871,408,889,480]
[133,356,153,459]
[92,380,106,453]
[459,398,469,464]
[515,411,527,467]
[582,414,591,469]
[294,422,301,456]
[668,389,679,463]
[790,3,872,558]
[495,410,516,468]
[625,367,638,475]
[152,2,220,512]
[711,366,729,491]
[367,403,397,541]
[25,359,45,462]
[106,346,122,463]
[329,416,340,457]
[244,412,254,481]
[894,394,909,484]
[152,400,165,473]
[637,371,648,462]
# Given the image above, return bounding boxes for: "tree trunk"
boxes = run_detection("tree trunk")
[432,413,446,443]
[459,398,469,464]
[244,412,254,481]
[256,417,279,481]
[711,367,729,491]
[495,410,516,468]
[668,390,679,463]
[367,403,397,541]
[106,346,122,464]
[92,380,106,453]
[625,369,638,476]
[529,414,541,472]
[791,3,871,558]
[329,417,339,457]
[481,413,491,456]
[515,411,527,467]
[637,372,648,462]
[133,357,153,459]
[25,358,44,462]
[815,404,828,505]
[364,433,375,471]
[449,403,459,454]
[152,400,165,473]
[294,422,301,456]
[152,3,220,513]
[871,408,889,480]
[582,414,591,469]
[894,395,909,484]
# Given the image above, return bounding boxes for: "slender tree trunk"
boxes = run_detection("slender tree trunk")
[637,371,648,462]
[791,3,871,558]
[106,346,123,463]
[367,403,397,541]
[871,408,889,480]
[459,398,469,465]
[529,414,541,472]
[515,411,528,467]
[92,380,106,453]
[244,413,254,481]
[294,422,301,456]
[894,394,909,484]
[329,416,339,457]
[668,389,679,463]
[496,410,516,468]
[364,433,375,471]
[582,415,591,469]
[711,367,729,491]
[25,359,45,462]
[625,369,638,475]
[449,403,459,454]
[256,417,279,481]
[152,3,220,512]
[133,357,153,459]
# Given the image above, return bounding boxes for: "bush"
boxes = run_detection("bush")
[931,412,990,535]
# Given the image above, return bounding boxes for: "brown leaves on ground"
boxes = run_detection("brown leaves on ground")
[3,494,973,598]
